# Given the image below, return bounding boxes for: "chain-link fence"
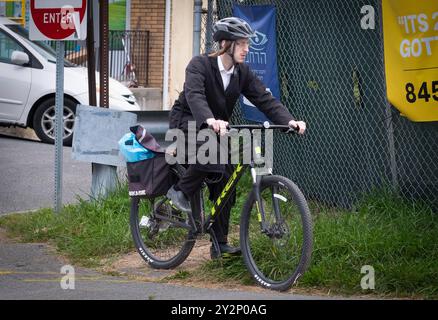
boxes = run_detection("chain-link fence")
[201,9,208,54]
[204,0,438,210]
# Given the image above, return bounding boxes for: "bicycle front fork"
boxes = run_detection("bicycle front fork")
[251,167,271,234]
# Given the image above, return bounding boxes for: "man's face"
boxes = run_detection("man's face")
[233,38,250,63]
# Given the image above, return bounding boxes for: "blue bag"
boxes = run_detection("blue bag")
[118,132,156,163]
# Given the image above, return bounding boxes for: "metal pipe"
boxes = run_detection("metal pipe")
[146,31,150,86]
[91,0,117,201]
[377,0,398,191]
[99,0,109,108]
[126,0,131,30]
[206,0,213,53]
[162,0,171,110]
[193,0,202,56]
[54,41,65,214]
[87,0,96,106]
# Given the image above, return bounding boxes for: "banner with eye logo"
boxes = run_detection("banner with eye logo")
[233,4,280,123]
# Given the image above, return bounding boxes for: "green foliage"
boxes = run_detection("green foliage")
[109,0,126,31]
[201,188,438,298]
[200,256,253,286]
[0,185,133,267]
[1,183,437,298]
[165,270,192,281]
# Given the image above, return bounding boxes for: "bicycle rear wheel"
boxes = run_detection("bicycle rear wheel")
[240,175,313,291]
[130,196,195,269]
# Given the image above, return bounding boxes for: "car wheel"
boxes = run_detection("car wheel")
[33,97,77,146]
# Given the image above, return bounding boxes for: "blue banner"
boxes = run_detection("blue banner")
[233,4,280,123]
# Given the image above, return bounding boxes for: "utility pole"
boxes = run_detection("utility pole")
[90,0,118,199]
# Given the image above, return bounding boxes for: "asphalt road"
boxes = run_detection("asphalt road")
[0,134,93,215]
[0,241,321,300]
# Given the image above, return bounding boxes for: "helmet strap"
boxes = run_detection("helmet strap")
[226,41,236,65]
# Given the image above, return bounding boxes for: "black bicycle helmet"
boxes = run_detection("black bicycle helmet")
[213,17,256,42]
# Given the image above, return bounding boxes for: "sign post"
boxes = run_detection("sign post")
[29,0,87,213]
[53,40,64,214]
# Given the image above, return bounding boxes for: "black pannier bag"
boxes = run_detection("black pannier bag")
[127,153,175,197]
[125,125,175,198]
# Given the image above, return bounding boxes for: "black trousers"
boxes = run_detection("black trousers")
[176,164,236,244]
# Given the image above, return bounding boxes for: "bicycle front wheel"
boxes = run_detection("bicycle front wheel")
[240,175,313,291]
[130,196,195,269]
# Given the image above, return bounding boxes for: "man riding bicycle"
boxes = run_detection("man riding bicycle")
[167,17,306,257]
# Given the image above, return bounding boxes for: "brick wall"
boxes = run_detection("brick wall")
[130,0,165,88]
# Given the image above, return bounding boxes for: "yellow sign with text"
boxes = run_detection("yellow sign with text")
[382,0,438,121]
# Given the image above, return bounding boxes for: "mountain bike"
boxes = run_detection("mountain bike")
[129,123,313,291]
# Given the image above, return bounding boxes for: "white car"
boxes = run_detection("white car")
[0,17,140,145]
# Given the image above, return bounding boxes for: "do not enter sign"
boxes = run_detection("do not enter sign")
[29,0,87,41]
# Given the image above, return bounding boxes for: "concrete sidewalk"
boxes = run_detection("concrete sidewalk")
[0,229,332,300]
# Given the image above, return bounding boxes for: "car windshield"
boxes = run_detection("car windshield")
[5,24,76,67]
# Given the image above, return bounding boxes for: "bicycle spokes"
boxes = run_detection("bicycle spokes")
[242,177,311,288]
[131,196,195,266]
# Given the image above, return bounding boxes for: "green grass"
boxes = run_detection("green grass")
[109,0,126,31]
[1,180,437,298]
[164,270,193,281]
[200,188,438,299]
[0,185,133,267]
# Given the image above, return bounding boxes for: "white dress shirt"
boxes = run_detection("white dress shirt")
[217,56,234,91]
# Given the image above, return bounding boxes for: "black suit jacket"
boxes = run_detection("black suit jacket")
[169,54,294,131]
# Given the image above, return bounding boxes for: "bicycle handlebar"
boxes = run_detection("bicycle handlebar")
[208,121,300,134]
[228,121,299,133]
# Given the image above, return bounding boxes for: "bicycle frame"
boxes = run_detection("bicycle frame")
[131,122,311,290]
[158,123,293,237]
[205,162,249,228]
[201,132,274,235]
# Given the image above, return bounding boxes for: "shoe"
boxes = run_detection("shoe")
[166,186,191,213]
[210,243,241,259]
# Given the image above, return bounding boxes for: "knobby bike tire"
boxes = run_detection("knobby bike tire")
[240,175,313,291]
[130,196,195,269]
[129,165,195,269]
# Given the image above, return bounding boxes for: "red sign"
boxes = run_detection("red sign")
[29,0,87,40]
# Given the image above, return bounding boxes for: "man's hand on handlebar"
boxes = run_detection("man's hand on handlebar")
[206,118,229,136]
[288,120,306,135]
[206,118,306,136]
